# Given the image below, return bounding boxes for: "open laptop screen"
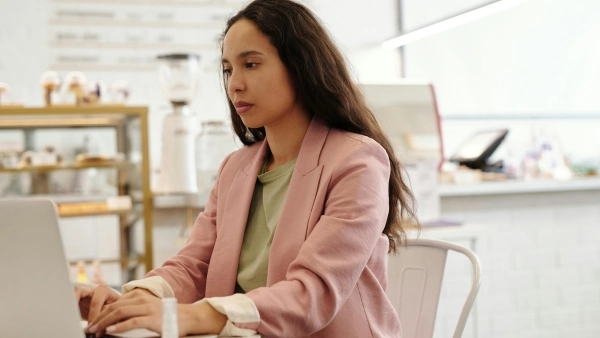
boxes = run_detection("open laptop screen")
[0,199,84,338]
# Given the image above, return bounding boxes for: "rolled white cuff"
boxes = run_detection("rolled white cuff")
[198,294,260,336]
[121,276,175,299]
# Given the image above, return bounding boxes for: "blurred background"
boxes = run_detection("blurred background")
[1,1,599,337]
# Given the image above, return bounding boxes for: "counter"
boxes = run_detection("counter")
[153,192,208,209]
[153,176,600,209]
[438,176,600,196]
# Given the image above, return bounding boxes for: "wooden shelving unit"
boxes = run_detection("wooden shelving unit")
[0,106,153,282]
[0,161,130,173]
[58,205,132,218]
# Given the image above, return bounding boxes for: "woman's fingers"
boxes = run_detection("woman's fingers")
[93,289,155,324]
[105,316,160,335]
[74,286,94,320]
[88,298,143,326]
[88,303,152,335]
[87,292,161,335]
[74,285,93,302]
[87,285,109,323]
[87,284,120,323]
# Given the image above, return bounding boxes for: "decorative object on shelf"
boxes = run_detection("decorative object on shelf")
[40,71,61,106]
[75,152,125,164]
[155,53,201,194]
[84,81,104,105]
[19,145,64,194]
[19,145,64,167]
[0,82,10,106]
[64,71,87,106]
[571,159,598,176]
[40,71,128,106]
[91,259,106,285]
[110,80,130,104]
[530,125,572,180]
[76,261,90,283]
[0,146,21,169]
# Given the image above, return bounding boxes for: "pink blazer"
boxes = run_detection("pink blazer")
[149,116,402,337]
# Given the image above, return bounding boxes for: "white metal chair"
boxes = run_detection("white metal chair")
[386,238,482,338]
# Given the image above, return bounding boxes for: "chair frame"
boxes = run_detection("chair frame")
[389,238,482,338]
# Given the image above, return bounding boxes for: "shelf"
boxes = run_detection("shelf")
[59,207,131,218]
[57,197,133,218]
[0,106,146,129]
[0,161,129,173]
[0,193,112,203]
[68,253,143,270]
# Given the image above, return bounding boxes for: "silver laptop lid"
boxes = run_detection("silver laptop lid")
[0,199,84,338]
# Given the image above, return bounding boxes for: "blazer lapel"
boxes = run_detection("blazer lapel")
[267,116,330,285]
[206,140,268,297]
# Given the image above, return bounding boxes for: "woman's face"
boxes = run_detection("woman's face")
[222,19,304,130]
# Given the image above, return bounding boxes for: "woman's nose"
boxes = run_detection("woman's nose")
[227,71,245,95]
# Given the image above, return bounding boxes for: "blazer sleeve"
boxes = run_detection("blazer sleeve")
[145,153,233,303]
[244,139,391,336]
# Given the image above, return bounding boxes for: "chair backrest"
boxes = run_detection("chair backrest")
[386,238,482,338]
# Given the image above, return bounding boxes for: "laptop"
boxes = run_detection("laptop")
[0,199,222,338]
[0,198,85,337]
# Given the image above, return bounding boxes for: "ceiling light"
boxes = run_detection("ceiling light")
[382,0,532,49]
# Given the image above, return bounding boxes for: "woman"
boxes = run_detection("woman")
[79,0,417,336]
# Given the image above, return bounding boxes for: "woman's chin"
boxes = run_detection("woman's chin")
[240,118,264,129]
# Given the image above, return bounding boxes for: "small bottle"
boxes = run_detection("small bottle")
[162,297,178,338]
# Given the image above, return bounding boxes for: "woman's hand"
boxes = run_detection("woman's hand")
[86,288,227,337]
[86,288,161,336]
[75,284,120,322]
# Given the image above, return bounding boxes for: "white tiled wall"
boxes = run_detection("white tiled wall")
[433,190,600,338]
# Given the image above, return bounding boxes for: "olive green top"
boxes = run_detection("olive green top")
[235,158,297,293]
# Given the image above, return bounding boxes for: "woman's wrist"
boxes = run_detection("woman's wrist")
[179,302,227,335]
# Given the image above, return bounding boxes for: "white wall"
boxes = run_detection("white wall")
[403,0,600,115]
[402,0,490,32]
[309,0,403,82]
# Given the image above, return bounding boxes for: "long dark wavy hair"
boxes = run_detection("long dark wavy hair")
[219,0,418,252]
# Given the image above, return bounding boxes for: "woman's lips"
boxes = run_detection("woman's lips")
[235,102,254,114]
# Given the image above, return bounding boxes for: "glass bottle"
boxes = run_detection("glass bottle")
[195,120,238,193]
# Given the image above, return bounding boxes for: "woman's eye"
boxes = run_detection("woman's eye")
[223,68,232,76]
[246,62,258,69]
